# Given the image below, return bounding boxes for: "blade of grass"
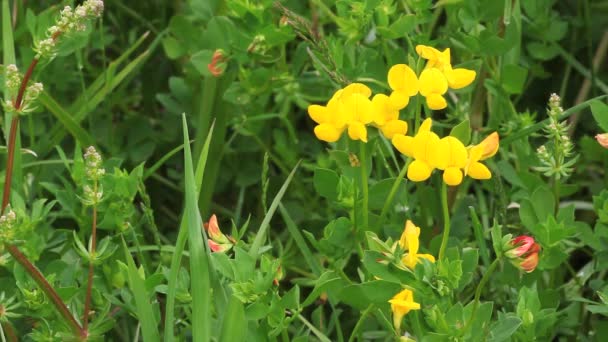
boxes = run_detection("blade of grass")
[249,161,301,258]
[143,142,188,180]
[182,114,211,342]
[163,117,215,341]
[219,295,246,342]
[121,237,160,342]
[2,0,21,195]
[278,203,322,276]
[37,92,95,146]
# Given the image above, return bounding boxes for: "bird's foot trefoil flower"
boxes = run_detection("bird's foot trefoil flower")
[204,214,234,253]
[389,288,421,331]
[398,220,435,269]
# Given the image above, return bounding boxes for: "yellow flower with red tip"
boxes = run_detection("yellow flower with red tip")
[308,83,373,142]
[465,132,499,181]
[399,220,436,269]
[392,118,441,182]
[389,289,420,331]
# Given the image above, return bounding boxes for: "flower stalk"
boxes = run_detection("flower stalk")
[438,182,450,260]
[461,257,501,336]
[360,141,369,229]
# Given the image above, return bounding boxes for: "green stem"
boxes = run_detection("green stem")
[378,158,410,225]
[438,182,450,261]
[348,304,374,342]
[360,141,369,230]
[462,258,501,336]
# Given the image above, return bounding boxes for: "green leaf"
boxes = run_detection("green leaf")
[219,295,246,342]
[501,64,528,94]
[591,100,608,132]
[121,238,160,342]
[488,316,522,341]
[338,281,401,310]
[450,119,471,145]
[313,168,340,200]
[381,15,416,39]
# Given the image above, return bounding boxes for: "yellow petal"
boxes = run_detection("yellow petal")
[380,120,408,139]
[308,104,329,124]
[445,136,468,168]
[425,93,447,110]
[445,68,476,89]
[314,124,343,142]
[389,90,410,110]
[467,162,491,179]
[387,64,419,96]
[372,94,397,125]
[399,220,417,250]
[443,167,463,186]
[342,83,372,98]
[415,45,442,60]
[418,68,448,97]
[418,253,436,263]
[429,137,450,170]
[402,254,418,269]
[407,160,433,182]
[419,118,433,132]
[392,134,415,157]
[348,121,368,142]
[413,130,440,162]
[479,132,499,160]
[344,93,373,124]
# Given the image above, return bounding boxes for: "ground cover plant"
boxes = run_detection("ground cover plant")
[0,0,608,341]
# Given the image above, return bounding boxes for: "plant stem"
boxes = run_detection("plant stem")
[0,321,17,342]
[462,257,501,336]
[1,117,19,211]
[1,39,83,338]
[378,158,410,225]
[348,304,374,342]
[360,141,369,230]
[438,182,450,260]
[83,186,98,332]
[5,245,85,337]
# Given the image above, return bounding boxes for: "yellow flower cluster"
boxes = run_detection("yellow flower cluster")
[308,83,408,143]
[392,118,499,186]
[307,45,476,143]
[388,45,476,110]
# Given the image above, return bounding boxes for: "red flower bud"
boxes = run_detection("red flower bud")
[505,235,541,273]
[207,50,227,77]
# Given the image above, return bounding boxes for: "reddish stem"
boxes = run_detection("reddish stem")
[1,320,18,342]
[1,41,84,339]
[6,245,85,338]
[83,206,98,331]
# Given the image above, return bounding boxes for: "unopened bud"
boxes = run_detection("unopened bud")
[207,50,227,77]
[596,133,608,149]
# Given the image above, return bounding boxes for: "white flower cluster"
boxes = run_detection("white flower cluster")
[35,1,105,58]
[0,209,17,245]
[84,146,106,180]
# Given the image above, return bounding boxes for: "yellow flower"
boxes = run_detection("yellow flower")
[371,94,408,139]
[388,288,421,331]
[464,132,500,180]
[387,64,419,109]
[433,136,468,186]
[392,118,441,182]
[399,220,436,269]
[416,45,476,90]
[308,83,373,142]
[418,68,448,110]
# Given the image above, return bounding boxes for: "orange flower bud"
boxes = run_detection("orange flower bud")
[207,50,226,77]
[479,132,499,160]
[596,133,608,149]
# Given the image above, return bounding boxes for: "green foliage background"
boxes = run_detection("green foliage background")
[1,0,608,340]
